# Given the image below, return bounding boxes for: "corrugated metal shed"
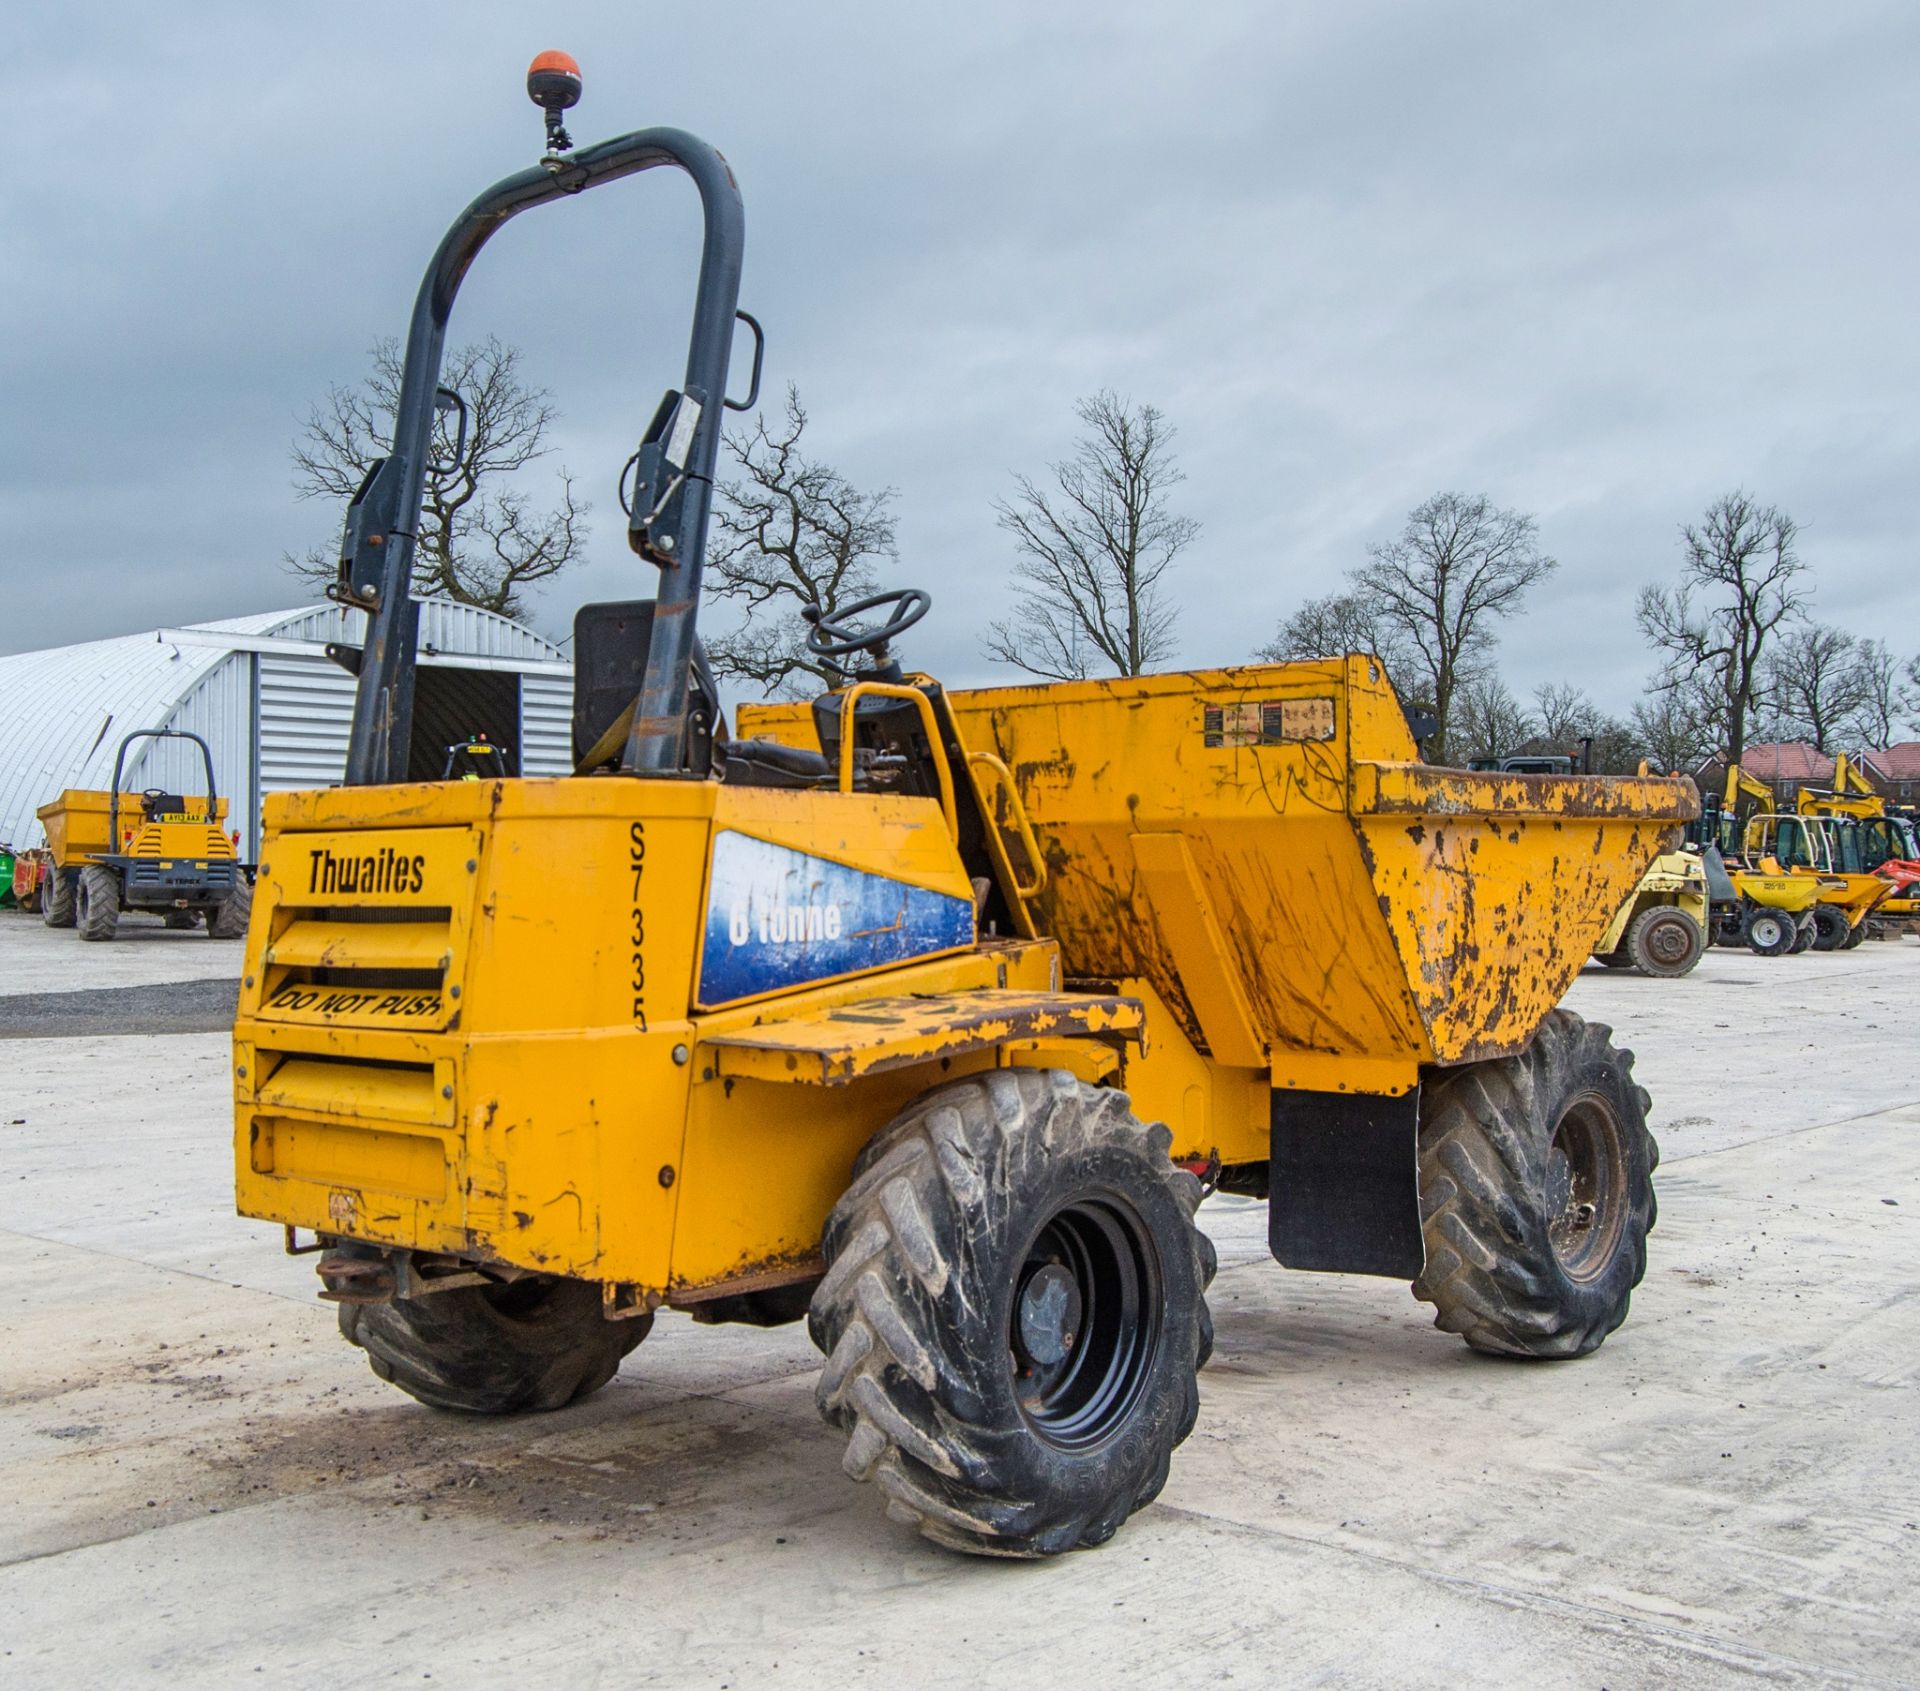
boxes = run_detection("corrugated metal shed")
[0,602,572,856]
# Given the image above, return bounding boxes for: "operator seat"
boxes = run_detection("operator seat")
[570,597,831,788]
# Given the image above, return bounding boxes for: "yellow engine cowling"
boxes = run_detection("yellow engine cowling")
[233,776,1063,1302]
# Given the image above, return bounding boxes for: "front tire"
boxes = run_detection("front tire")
[76,865,119,941]
[809,1070,1209,1558]
[1626,906,1704,977]
[339,1277,649,1413]
[1412,1009,1657,1359]
[1746,908,1793,957]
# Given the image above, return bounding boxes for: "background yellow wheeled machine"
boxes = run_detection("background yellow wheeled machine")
[1592,850,1709,976]
[1740,811,1892,952]
[37,728,250,941]
[1794,755,1920,940]
[233,59,1698,1559]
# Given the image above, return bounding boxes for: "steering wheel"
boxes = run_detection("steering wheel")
[141,788,172,814]
[803,589,931,662]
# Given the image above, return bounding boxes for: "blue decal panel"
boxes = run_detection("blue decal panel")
[698,830,975,1006]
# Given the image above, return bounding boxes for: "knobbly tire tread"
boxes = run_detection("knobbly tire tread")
[1809,905,1850,951]
[76,865,119,942]
[1746,910,1793,957]
[808,1069,1210,1558]
[1411,1009,1657,1360]
[340,1278,649,1414]
[41,869,75,928]
[209,876,253,940]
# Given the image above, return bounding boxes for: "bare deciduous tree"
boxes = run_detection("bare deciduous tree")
[1763,622,1869,751]
[1629,685,1716,776]
[288,336,585,621]
[984,392,1197,680]
[703,387,899,698]
[1637,491,1806,766]
[1254,591,1419,690]
[1451,674,1535,766]
[1347,493,1557,763]
[1846,638,1916,748]
[1532,681,1596,747]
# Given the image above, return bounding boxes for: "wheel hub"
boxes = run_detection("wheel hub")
[1007,1197,1161,1451]
[1015,1263,1083,1366]
[1546,1093,1627,1281]
[1645,916,1691,965]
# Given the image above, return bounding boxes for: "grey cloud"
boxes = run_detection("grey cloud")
[4,2,1915,724]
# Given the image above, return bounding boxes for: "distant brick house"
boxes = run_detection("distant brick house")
[1694,742,1835,804]
[1862,743,1920,806]
[1694,741,1920,807]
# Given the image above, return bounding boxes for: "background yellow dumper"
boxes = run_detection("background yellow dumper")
[36,728,250,941]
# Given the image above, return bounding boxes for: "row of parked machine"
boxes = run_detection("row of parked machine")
[1592,754,1918,976]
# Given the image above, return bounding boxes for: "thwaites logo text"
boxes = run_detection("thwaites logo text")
[306,845,429,897]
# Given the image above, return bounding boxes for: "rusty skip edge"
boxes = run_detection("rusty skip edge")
[1361,763,1701,823]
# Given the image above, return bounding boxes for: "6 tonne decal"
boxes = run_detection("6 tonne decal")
[698,830,974,1006]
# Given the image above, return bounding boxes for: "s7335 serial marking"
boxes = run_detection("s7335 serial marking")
[630,821,649,1032]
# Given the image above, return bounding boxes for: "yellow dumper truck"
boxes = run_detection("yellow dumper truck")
[39,728,250,941]
[232,62,1698,1558]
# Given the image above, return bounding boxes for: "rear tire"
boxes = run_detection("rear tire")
[1595,949,1634,969]
[1841,918,1869,950]
[1412,1009,1657,1359]
[76,865,119,942]
[1809,905,1850,951]
[42,869,75,929]
[340,1277,648,1414]
[163,911,199,930]
[1713,904,1749,948]
[809,1069,1209,1558]
[1746,909,1793,957]
[209,876,252,940]
[1626,906,1703,977]
[1789,912,1817,954]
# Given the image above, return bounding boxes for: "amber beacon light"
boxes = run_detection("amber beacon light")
[526,50,583,154]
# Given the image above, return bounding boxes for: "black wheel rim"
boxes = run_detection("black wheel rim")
[1544,1092,1627,1282]
[1009,1195,1162,1451]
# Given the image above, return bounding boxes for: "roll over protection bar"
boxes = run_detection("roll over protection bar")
[341,127,745,785]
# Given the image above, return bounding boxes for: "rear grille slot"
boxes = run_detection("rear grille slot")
[260,905,460,1029]
[253,1047,448,1126]
[248,825,477,1032]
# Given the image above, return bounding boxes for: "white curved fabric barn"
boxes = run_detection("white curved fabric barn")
[0,602,572,859]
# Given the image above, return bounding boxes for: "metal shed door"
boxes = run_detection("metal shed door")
[258,653,356,800]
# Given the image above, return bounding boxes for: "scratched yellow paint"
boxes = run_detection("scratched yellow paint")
[940,658,1697,1077]
[238,654,1696,1305]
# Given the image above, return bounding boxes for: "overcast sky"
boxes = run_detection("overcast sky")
[5,3,1915,716]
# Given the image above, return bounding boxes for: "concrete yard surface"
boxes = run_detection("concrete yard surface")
[0,908,1916,1689]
